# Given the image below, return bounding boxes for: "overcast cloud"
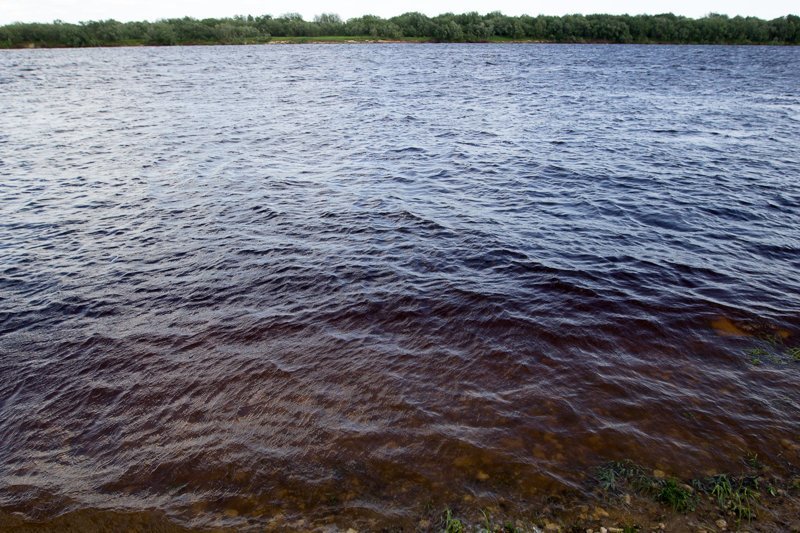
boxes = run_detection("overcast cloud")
[0,0,796,24]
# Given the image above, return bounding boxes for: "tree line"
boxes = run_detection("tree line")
[1,12,798,48]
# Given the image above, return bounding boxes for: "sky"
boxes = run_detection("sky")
[0,0,796,25]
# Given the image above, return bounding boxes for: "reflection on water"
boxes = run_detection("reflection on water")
[0,43,799,530]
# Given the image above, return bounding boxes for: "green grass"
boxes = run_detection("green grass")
[731,485,759,520]
[596,460,649,492]
[741,340,800,366]
[744,451,763,470]
[757,332,783,347]
[656,478,696,513]
[595,461,770,520]
[787,346,800,361]
[698,474,759,521]
[271,35,431,43]
[429,457,790,531]
[442,508,465,533]
[481,509,493,531]
[596,463,621,491]
[745,347,767,365]
[708,474,734,508]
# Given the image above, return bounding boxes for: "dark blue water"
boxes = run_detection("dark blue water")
[1,44,799,530]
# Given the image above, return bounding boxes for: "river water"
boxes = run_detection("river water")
[1,43,799,530]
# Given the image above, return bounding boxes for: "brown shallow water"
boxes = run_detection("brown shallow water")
[1,44,799,530]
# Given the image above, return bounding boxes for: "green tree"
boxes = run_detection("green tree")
[145,22,177,45]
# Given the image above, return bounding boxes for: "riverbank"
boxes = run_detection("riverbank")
[2,460,799,532]
[2,12,798,49]
[4,35,800,49]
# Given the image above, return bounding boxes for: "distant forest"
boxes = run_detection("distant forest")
[1,12,799,48]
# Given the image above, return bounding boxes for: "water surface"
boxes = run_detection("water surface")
[1,43,799,530]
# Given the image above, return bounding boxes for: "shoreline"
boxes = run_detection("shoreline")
[2,461,798,531]
[3,37,800,50]
[3,12,797,50]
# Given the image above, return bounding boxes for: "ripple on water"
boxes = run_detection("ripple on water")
[0,43,799,529]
